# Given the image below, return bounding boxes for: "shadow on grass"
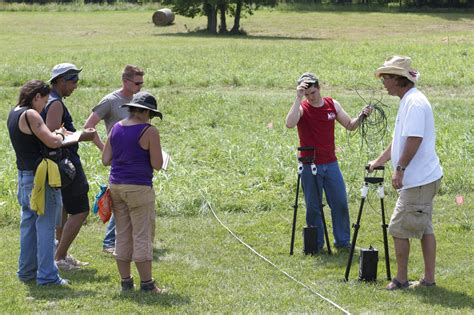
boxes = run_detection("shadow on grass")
[154,31,325,42]
[116,290,191,307]
[59,268,112,284]
[22,281,97,300]
[409,286,474,310]
[153,246,169,262]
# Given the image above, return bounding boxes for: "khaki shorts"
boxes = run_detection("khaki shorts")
[109,184,156,262]
[388,179,441,240]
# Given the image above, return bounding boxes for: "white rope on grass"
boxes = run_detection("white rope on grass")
[207,201,351,315]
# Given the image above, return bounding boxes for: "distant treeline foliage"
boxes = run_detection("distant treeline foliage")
[3,0,473,7]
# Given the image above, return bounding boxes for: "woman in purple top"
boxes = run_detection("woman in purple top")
[102,91,164,294]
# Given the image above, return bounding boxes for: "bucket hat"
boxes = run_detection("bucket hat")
[121,91,163,119]
[49,63,82,83]
[297,72,318,85]
[374,56,419,83]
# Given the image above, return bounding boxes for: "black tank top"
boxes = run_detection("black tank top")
[42,90,80,166]
[7,107,42,171]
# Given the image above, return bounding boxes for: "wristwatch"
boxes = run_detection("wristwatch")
[396,165,406,172]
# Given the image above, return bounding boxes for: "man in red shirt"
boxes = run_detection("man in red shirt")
[286,72,371,251]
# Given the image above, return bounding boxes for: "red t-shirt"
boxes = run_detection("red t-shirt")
[297,97,337,164]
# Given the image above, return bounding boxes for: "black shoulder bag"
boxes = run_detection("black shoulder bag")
[25,111,76,188]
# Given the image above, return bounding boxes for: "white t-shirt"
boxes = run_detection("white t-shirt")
[391,88,443,189]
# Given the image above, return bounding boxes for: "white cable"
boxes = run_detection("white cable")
[207,201,351,315]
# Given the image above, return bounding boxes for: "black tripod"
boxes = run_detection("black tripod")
[344,165,391,281]
[290,146,332,255]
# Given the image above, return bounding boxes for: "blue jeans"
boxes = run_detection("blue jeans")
[301,161,351,249]
[103,214,116,249]
[17,170,64,285]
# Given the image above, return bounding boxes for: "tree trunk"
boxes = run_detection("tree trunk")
[204,2,217,34]
[230,0,242,34]
[218,3,227,34]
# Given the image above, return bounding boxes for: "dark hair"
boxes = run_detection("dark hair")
[128,106,146,113]
[395,76,413,88]
[305,82,319,89]
[17,80,51,108]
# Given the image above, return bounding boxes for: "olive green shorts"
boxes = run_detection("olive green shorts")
[388,178,441,240]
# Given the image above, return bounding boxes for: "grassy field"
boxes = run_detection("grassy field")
[0,6,473,313]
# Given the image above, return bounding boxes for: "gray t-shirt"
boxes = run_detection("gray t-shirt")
[92,90,131,133]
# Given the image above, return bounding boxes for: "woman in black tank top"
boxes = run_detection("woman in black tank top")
[7,80,68,286]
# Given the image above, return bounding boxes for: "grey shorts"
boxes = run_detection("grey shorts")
[388,178,441,240]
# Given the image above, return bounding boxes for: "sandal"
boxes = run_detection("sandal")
[386,278,409,290]
[409,278,436,289]
[140,279,166,294]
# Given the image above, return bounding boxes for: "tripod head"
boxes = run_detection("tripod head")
[297,146,315,163]
[364,165,384,184]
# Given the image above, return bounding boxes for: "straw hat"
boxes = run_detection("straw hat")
[121,91,163,119]
[374,56,419,83]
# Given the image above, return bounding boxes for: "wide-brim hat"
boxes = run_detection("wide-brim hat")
[49,63,82,83]
[374,56,419,83]
[297,72,318,85]
[121,91,163,120]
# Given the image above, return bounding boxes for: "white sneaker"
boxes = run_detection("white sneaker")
[66,255,89,267]
[57,278,70,286]
[56,259,80,271]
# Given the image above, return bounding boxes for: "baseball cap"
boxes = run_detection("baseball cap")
[297,72,319,85]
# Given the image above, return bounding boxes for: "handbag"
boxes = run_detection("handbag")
[24,111,76,188]
[41,147,76,188]
[93,184,112,223]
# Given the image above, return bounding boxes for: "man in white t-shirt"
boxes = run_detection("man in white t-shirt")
[369,56,443,290]
[84,65,145,253]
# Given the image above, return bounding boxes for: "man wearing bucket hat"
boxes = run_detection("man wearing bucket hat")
[84,65,145,255]
[102,91,165,293]
[286,72,372,252]
[41,63,90,271]
[369,56,443,290]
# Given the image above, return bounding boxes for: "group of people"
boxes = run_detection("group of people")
[8,63,165,293]
[8,55,442,293]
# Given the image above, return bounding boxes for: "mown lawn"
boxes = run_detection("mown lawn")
[0,6,472,313]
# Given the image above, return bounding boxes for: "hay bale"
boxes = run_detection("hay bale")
[152,8,175,26]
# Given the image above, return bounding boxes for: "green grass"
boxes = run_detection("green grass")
[0,6,473,313]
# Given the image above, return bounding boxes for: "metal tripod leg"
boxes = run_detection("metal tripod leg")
[289,173,301,255]
[316,181,332,255]
[319,196,332,255]
[378,183,391,280]
[344,182,368,281]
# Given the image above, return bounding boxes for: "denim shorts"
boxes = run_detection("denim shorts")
[61,164,90,214]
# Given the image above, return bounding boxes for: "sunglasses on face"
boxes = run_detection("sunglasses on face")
[127,79,144,86]
[64,74,79,83]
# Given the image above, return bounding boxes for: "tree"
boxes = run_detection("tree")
[163,0,277,34]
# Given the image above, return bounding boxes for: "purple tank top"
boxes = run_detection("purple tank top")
[109,123,153,186]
